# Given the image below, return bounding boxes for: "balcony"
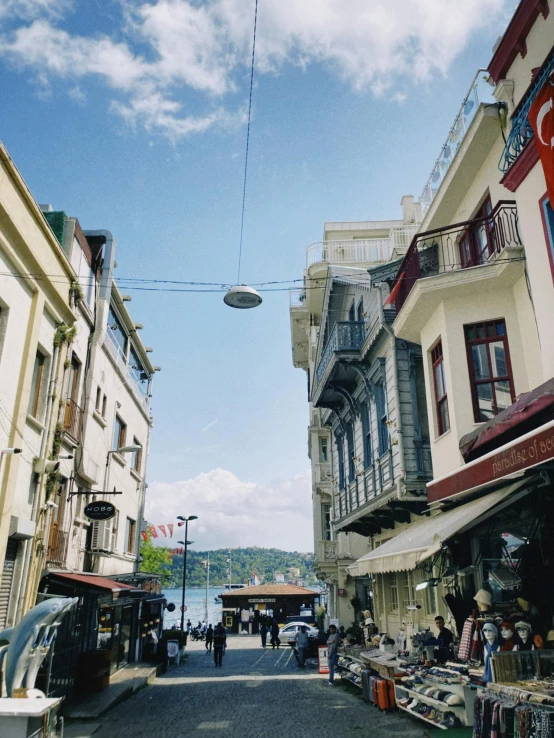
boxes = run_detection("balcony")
[315,321,365,387]
[306,225,419,269]
[104,329,151,411]
[289,288,307,308]
[63,399,83,443]
[392,201,522,314]
[46,527,69,568]
[419,70,494,215]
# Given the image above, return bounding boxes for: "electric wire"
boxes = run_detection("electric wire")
[237,0,259,285]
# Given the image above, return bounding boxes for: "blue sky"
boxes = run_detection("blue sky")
[0,0,517,550]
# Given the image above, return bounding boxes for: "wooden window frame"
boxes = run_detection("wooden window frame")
[431,339,450,437]
[389,574,399,612]
[113,415,127,451]
[131,437,142,474]
[125,517,136,554]
[464,319,516,422]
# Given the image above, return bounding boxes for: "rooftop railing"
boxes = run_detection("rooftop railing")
[289,288,307,308]
[315,321,365,386]
[392,201,522,313]
[419,69,494,215]
[105,329,150,410]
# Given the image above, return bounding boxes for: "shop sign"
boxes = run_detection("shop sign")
[225,615,233,627]
[247,598,276,603]
[338,588,347,597]
[318,646,329,674]
[84,501,116,521]
[428,420,554,504]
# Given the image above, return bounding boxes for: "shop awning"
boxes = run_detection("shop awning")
[49,572,136,594]
[354,483,530,575]
[459,377,554,462]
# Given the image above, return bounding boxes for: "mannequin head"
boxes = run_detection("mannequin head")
[500,622,514,641]
[483,623,498,644]
[515,622,532,644]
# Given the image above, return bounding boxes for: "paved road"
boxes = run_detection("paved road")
[89,638,431,738]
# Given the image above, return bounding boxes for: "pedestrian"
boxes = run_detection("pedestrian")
[270,618,281,650]
[338,625,346,642]
[213,622,227,667]
[205,624,213,653]
[326,624,339,685]
[186,620,192,634]
[260,622,268,649]
[201,620,207,635]
[295,625,309,668]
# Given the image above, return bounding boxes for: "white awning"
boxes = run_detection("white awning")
[355,481,532,575]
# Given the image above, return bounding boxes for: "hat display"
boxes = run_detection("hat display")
[362,610,372,619]
[474,589,493,606]
[482,623,498,637]
[514,621,532,632]
[500,621,514,632]
[546,630,554,642]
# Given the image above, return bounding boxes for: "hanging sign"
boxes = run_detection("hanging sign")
[529,78,554,204]
[84,501,116,521]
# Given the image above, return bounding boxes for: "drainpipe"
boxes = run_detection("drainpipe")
[374,283,406,496]
[134,396,153,573]
[16,340,62,619]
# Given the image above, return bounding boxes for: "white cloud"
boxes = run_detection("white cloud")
[144,468,313,551]
[201,419,218,433]
[0,0,508,139]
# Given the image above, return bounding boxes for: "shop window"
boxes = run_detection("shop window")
[319,437,328,463]
[125,518,136,554]
[431,340,450,436]
[389,574,399,612]
[361,402,372,469]
[131,438,142,474]
[113,415,127,451]
[458,196,494,268]
[464,320,515,422]
[540,195,554,281]
[322,504,331,541]
[29,350,46,419]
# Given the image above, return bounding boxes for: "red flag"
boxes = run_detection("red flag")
[529,78,554,204]
[384,272,405,306]
[158,525,167,537]
[177,521,185,527]
[167,524,173,537]
[141,531,149,542]
[148,525,158,538]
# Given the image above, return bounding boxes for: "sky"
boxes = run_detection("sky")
[0,0,518,552]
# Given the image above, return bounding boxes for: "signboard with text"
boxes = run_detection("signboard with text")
[318,646,329,674]
[84,501,116,521]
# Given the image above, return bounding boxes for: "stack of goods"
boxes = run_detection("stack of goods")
[337,655,363,689]
[394,663,470,728]
[474,683,554,738]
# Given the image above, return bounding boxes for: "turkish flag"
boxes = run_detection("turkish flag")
[158,525,167,537]
[167,524,173,537]
[528,77,554,204]
[141,531,149,542]
[148,525,158,538]
[384,272,404,307]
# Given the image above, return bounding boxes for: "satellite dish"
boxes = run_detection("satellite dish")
[223,285,262,309]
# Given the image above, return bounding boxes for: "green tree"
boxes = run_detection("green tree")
[140,535,172,584]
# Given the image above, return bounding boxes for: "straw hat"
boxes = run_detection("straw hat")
[473,589,492,606]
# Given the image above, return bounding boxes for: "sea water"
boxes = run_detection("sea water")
[162,586,224,629]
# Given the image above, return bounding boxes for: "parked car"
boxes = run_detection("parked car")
[279,622,319,645]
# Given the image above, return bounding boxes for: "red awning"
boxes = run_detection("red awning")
[459,376,554,462]
[50,572,135,593]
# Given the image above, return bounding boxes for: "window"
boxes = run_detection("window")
[29,350,46,418]
[319,437,328,463]
[348,302,356,322]
[425,585,437,616]
[113,415,127,451]
[375,383,389,456]
[111,510,119,552]
[431,340,450,436]
[102,394,107,418]
[540,195,554,280]
[361,402,372,468]
[336,434,345,491]
[95,387,102,412]
[357,299,364,322]
[389,574,399,611]
[346,423,355,483]
[131,438,142,474]
[322,503,331,541]
[465,320,515,422]
[125,518,136,554]
[400,571,414,609]
[458,196,494,268]
[107,305,127,354]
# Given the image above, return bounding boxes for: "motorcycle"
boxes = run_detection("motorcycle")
[191,627,205,641]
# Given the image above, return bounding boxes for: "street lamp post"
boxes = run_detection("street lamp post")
[177,515,197,631]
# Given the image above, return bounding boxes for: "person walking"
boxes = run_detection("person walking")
[326,624,339,685]
[213,622,227,667]
[295,625,310,668]
[260,621,268,649]
[205,624,213,653]
[270,618,281,650]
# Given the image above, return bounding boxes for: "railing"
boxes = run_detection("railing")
[315,321,365,386]
[104,329,150,410]
[499,47,554,173]
[420,70,493,214]
[46,527,69,567]
[306,224,420,268]
[392,201,522,313]
[63,399,83,442]
[289,288,307,307]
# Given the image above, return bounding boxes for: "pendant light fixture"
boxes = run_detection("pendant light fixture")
[224,0,262,310]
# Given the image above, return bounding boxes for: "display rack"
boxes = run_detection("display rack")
[337,654,363,689]
[395,676,475,728]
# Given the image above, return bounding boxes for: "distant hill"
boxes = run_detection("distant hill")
[164,547,316,588]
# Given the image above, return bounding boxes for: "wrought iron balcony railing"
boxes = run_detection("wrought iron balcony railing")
[46,527,69,567]
[391,201,522,313]
[315,321,365,386]
[63,399,83,442]
[499,47,554,173]
[420,70,493,214]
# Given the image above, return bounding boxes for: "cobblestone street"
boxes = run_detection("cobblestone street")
[83,638,432,738]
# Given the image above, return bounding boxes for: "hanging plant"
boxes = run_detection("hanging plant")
[50,423,63,460]
[45,470,58,500]
[54,323,77,347]
[69,280,84,307]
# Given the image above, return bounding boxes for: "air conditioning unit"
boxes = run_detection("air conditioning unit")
[90,519,113,553]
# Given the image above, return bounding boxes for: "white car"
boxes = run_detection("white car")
[278,622,319,645]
